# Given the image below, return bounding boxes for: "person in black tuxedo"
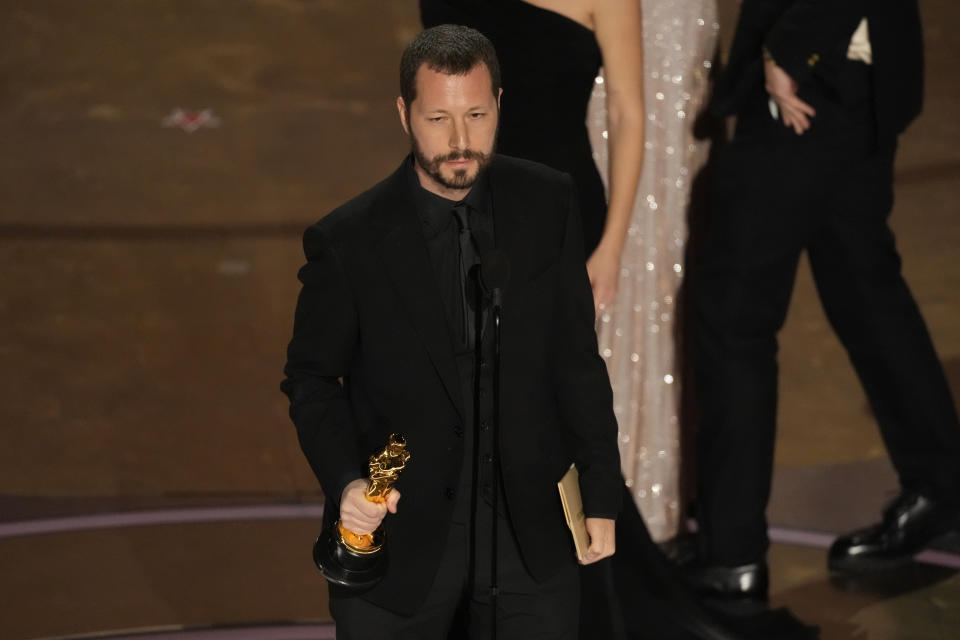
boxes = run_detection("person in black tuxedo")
[689,0,960,601]
[281,25,620,639]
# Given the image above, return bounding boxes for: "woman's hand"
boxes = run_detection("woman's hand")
[587,241,622,318]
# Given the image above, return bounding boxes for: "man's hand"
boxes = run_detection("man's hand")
[764,58,816,135]
[339,478,401,534]
[581,517,616,565]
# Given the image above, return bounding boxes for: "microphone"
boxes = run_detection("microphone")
[479,249,510,309]
[476,246,510,638]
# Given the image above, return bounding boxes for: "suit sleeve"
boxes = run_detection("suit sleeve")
[761,0,868,86]
[552,174,622,519]
[281,222,364,508]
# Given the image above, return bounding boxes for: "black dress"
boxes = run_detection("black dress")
[420,0,607,255]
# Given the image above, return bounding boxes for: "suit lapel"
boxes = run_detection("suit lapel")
[374,163,466,423]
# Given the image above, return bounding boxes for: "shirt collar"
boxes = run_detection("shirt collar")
[405,155,491,239]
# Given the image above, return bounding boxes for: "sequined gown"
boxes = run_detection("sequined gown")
[589,0,719,541]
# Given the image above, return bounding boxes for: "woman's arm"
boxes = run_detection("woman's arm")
[588,0,645,315]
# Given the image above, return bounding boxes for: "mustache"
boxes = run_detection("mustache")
[435,149,487,163]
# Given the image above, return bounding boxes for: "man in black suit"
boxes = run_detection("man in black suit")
[281,25,620,638]
[689,0,960,600]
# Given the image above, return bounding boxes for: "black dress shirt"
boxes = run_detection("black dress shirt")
[406,156,494,352]
[406,156,502,523]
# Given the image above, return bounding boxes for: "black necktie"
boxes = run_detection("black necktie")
[452,203,478,348]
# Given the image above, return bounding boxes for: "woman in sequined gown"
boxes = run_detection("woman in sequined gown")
[590,0,719,543]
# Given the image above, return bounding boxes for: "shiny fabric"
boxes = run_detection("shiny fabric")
[588,0,719,541]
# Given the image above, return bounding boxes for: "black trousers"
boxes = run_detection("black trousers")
[330,515,579,639]
[692,61,960,565]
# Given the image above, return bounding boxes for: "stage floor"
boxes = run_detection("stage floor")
[1,1,959,638]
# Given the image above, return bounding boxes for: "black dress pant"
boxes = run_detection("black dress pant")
[330,514,579,639]
[692,61,960,565]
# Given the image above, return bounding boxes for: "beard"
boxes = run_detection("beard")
[410,133,495,191]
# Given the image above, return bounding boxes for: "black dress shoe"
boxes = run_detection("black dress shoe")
[828,490,960,573]
[684,561,769,602]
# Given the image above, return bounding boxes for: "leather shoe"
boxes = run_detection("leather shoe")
[684,560,769,602]
[828,490,960,572]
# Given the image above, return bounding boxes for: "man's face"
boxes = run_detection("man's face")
[397,63,501,198]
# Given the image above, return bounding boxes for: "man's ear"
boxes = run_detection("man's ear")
[497,87,503,110]
[397,97,410,134]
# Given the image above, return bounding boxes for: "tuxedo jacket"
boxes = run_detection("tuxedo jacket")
[712,0,923,145]
[281,154,621,615]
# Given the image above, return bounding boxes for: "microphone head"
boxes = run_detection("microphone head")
[480,249,511,293]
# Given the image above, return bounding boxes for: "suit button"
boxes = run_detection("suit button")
[483,453,493,463]
[444,488,456,500]
[453,425,463,438]
[480,421,489,431]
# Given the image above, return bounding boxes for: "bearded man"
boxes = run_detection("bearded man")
[281,25,621,639]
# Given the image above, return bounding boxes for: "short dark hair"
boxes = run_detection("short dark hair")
[400,24,501,106]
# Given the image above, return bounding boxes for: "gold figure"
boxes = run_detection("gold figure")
[337,434,411,553]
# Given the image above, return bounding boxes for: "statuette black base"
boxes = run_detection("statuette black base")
[313,524,389,593]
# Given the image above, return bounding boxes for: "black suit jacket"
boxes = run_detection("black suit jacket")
[281,154,621,615]
[712,0,923,145]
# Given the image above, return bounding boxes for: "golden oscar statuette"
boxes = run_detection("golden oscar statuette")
[313,434,411,591]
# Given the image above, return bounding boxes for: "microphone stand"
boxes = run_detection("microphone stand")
[471,265,504,640]
[469,268,492,637]
[472,244,509,640]
[489,288,503,640]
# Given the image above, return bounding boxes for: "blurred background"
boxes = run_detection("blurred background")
[1,1,958,638]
